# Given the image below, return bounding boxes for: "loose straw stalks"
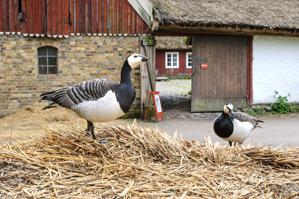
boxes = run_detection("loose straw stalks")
[0,124,298,198]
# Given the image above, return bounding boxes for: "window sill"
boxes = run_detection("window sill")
[165,66,180,69]
[37,74,60,80]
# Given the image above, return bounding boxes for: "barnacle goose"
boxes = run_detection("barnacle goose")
[213,103,264,146]
[40,53,148,139]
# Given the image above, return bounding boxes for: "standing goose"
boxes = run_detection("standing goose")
[213,103,264,146]
[40,53,148,139]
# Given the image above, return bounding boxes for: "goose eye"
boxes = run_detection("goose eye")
[134,55,137,58]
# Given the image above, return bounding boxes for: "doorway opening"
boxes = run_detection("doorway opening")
[154,36,192,114]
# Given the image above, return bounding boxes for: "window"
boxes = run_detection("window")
[186,52,192,68]
[38,46,58,75]
[165,52,179,68]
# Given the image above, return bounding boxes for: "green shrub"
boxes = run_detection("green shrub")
[271,91,295,114]
[246,106,267,116]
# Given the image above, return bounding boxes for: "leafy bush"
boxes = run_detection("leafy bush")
[271,91,295,114]
[246,106,269,116]
[248,107,265,115]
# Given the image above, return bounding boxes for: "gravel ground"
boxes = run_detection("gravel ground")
[156,79,191,96]
[155,79,215,119]
[156,79,192,113]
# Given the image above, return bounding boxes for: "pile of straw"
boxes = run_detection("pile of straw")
[1,124,299,198]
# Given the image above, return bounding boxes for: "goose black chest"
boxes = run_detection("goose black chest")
[113,76,136,113]
[213,113,234,138]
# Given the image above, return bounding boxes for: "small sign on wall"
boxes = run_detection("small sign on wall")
[201,63,208,69]
[200,56,208,70]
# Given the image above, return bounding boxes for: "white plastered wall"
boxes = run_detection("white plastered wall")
[252,36,299,104]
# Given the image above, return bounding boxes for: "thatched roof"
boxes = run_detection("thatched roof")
[156,36,191,49]
[151,0,299,35]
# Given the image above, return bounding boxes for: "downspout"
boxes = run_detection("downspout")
[141,41,154,92]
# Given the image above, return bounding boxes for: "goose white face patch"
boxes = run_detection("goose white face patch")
[72,90,125,122]
[226,103,233,111]
[127,53,143,68]
[223,104,233,114]
[223,105,229,114]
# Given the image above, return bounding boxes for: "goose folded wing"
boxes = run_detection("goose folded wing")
[41,79,117,108]
[232,112,260,127]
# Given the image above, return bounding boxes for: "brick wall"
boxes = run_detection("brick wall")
[0,35,141,117]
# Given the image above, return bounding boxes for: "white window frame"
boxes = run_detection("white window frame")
[186,52,192,68]
[165,52,179,68]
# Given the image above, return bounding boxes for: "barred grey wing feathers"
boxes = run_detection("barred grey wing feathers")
[232,112,262,128]
[40,79,117,109]
[75,79,116,101]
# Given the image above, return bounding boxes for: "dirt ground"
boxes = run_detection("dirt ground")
[0,102,120,144]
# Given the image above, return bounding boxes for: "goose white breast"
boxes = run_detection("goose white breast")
[72,90,124,122]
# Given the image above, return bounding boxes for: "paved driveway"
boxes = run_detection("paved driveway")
[141,115,299,147]
[1,99,298,147]
[154,80,299,147]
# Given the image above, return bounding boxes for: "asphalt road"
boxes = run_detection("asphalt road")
[141,115,299,147]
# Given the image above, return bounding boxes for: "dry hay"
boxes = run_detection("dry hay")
[0,123,299,199]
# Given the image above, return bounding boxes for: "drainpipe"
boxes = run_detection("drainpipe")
[141,40,154,92]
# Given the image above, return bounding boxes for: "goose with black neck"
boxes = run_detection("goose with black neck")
[40,53,148,140]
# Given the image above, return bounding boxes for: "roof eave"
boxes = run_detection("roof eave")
[153,21,299,37]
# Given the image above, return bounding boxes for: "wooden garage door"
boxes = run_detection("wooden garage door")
[191,35,249,112]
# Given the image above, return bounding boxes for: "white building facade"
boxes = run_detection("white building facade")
[252,36,299,104]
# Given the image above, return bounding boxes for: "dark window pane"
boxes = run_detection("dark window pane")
[38,57,47,65]
[38,46,58,75]
[39,66,47,74]
[48,66,58,74]
[48,47,57,56]
[48,57,57,65]
[38,47,47,56]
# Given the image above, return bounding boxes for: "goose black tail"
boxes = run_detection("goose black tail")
[256,119,264,128]
[40,90,56,101]
[40,90,58,110]
[40,88,73,110]
[42,102,58,110]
